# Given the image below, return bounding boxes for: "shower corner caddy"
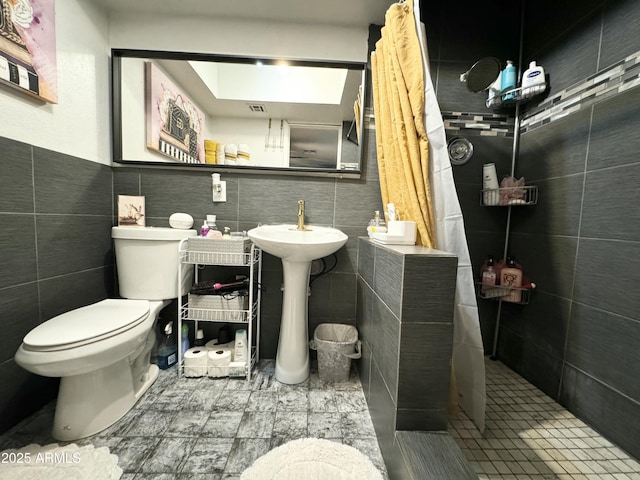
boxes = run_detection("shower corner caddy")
[479,185,538,206]
[177,237,262,380]
[476,184,539,306]
[475,282,532,305]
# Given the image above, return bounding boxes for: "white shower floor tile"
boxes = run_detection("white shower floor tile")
[449,357,640,480]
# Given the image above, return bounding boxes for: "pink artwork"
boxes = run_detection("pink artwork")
[0,0,57,103]
[145,62,205,164]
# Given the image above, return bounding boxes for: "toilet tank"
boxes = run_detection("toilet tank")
[112,226,197,300]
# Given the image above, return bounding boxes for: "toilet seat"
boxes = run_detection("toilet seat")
[23,299,150,352]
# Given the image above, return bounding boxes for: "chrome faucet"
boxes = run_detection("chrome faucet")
[295,200,310,231]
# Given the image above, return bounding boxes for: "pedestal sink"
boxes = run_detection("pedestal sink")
[247,224,348,384]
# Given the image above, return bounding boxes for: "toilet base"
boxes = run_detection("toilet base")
[52,359,158,441]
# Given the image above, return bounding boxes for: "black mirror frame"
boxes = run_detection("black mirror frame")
[111,48,366,179]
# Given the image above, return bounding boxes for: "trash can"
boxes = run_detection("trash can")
[310,323,362,382]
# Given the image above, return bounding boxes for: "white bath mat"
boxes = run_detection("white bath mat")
[0,443,121,480]
[240,437,384,480]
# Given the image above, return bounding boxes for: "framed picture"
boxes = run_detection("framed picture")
[145,61,205,164]
[117,195,145,227]
[0,0,58,103]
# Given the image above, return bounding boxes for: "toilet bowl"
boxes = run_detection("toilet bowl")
[14,226,196,441]
[15,299,167,440]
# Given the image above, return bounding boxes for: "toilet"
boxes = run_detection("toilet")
[15,226,196,441]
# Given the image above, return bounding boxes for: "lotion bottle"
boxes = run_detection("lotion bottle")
[500,256,523,303]
[521,61,545,97]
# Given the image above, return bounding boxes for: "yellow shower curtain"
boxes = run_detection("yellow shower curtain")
[371,0,435,247]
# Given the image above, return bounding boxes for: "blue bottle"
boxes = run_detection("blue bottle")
[157,322,178,370]
[501,60,517,101]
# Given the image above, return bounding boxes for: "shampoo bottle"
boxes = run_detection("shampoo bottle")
[501,60,517,101]
[521,61,545,97]
[500,256,523,303]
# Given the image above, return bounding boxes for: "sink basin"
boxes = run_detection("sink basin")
[247,224,348,262]
[247,224,348,384]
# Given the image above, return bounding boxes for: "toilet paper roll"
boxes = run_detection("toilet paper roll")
[205,338,235,351]
[208,349,232,378]
[183,347,208,377]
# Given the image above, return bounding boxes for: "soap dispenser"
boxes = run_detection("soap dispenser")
[500,256,523,303]
[200,220,210,237]
[501,60,517,101]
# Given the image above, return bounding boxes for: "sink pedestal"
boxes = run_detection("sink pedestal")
[275,259,312,384]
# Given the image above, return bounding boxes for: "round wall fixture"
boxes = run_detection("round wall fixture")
[447,137,474,165]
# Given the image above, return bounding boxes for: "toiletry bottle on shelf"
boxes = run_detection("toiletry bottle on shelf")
[234,329,248,364]
[206,214,222,238]
[483,163,500,205]
[500,256,523,303]
[521,61,545,97]
[486,71,502,108]
[501,60,517,101]
[480,255,502,298]
[194,328,205,347]
[181,323,190,358]
[200,220,209,237]
[367,210,387,236]
[222,226,231,238]
[157,321,177,370]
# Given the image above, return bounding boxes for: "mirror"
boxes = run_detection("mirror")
[112,49,366,178]
[460,57,501,92]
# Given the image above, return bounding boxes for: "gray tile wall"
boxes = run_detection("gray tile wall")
[356,238,457,439]
[497,0,640,460]
[0,136,114,434]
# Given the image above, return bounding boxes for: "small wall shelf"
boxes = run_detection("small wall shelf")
[481,185,538,206]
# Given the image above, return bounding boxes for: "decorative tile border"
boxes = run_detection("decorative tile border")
[521,49,640,133]
[442,112,515,137]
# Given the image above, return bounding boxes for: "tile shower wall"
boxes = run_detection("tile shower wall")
[496,0,640,460]
[0,136,114,434]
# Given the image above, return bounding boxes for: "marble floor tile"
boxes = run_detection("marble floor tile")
[124,410,178,437]
[180,437,234,474]
[309,390,338,412]
[113,436,162,473]
[140,437,198,474]
[308,412,343,439]
[245,391,278,412]
[214,390,251,410]
[164,410,210,437]
[272,411,308,439]
[334,389,368,412]
[276,388,309,411]
[236,411,275,438]
[201,411,243,438]
[223,438,271,474]
[341,411,377,438]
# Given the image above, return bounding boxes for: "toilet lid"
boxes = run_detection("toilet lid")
[23,299,150,350]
